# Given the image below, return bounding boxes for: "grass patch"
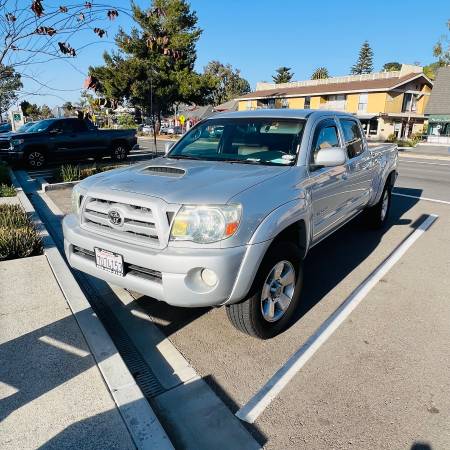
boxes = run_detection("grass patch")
[0,205,43,261]
[0,164,15,197]
[56,164,122,183]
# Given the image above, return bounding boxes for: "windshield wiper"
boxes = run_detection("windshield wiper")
[221,159,285,166]
[167,155,205,160]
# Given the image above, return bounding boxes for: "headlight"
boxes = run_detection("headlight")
[71,186,83,216]
[170,204,242,244]
[11,138,24,146]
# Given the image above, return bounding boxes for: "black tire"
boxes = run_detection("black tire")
[25,149,47,168]
[226,241,303,339]
[111,142,129,161]
[363,182,392,229]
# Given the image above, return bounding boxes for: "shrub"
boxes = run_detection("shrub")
[59,164,81,182]
[0,205,43,261]
[0,205,30,227]
[397,139,413,147]
[0,164,15,197]
[0,184,15,197]
[386,133,397,143]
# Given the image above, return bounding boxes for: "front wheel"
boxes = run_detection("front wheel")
[226,241,303,339]
[25,150,46,168]
[111,142,129,161]
[363,183,392,229]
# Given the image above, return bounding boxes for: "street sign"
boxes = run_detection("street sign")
[179,115,185,125]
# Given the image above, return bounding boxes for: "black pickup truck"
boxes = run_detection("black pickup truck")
[0,118,138,168]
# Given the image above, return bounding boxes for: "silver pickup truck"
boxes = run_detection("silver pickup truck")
[63,110,397,339]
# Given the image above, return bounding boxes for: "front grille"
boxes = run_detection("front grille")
[73,245,162,283]
[82,197,160,246]
[0,140,10,150]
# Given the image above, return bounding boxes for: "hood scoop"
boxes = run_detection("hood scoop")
[142,166,186,177]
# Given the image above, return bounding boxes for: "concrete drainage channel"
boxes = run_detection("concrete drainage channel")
[14,170,261,450]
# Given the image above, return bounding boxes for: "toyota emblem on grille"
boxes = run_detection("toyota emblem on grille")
[108,209,123,226]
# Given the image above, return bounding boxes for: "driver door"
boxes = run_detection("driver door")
[307,118,351,241]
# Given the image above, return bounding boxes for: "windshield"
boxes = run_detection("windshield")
[168,117,305,166]
[26,119,56,133]
[0,123,11,132]
[17,122,35,133]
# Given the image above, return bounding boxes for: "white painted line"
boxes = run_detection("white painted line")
[39,335,90,357]
[400,159,450,166]
[393,192,450,205]
[236,214,438,424]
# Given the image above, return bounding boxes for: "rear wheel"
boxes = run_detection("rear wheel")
[226,241,303,339]
[111,142,129,161]
[25,149,46,168]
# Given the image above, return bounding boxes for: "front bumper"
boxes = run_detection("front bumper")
[63,214,270,307]
[0,148,24,162]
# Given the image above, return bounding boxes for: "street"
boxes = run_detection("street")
[37,145,450,449]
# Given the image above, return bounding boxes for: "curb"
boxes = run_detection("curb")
[38,177,80,192]
[11,170,174,450]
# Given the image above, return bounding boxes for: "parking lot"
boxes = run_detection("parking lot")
[26,147,450,449]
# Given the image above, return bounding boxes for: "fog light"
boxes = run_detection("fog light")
[201,268,217,287]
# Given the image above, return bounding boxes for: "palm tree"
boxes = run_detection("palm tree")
[311,67,329,80]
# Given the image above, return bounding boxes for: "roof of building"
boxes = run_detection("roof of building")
[237,72,432,100]
[213,99,239,112]
[425,66,450,115]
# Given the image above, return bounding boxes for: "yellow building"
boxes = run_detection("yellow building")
[237,65,433,140]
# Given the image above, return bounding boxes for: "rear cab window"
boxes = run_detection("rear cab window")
[339,119,365,158]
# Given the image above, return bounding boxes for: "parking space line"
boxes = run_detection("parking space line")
[400,159,450,166]
[236,214,438,424]
[393,192,450,205]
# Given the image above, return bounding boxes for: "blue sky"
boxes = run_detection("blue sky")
[20,0,449,107]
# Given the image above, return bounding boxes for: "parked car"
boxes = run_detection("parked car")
[63,110,397,339]
[0,117,138,168]
[0,122,12,133]
[142,125,154,134]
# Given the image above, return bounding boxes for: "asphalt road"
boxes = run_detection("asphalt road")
[396,158,450,202]
[41,148,450,449]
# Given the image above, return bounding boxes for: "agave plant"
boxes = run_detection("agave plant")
[59,164,81,182]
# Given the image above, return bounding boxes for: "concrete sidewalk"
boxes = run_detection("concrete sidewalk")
[0,255,136,450]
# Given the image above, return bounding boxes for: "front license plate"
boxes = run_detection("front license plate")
[95,248,124,277]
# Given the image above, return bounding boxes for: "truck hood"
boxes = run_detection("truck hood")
[82,157,291,204]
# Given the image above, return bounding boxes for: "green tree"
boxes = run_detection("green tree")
[272,66,294,84]
[89,0,215,136]
[0,65,22,119]
[382,62,401,72]
[203,61,250,105]
[351,41,374,74]
[20,101,40,120]
[40,105,52,118]
[432,19,450,66]
[311,67,329,80]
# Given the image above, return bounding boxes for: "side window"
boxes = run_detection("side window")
[71,119,88,132]
[340,119,364,158]
[310,120,341,168]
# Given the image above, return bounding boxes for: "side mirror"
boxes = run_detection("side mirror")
[314,147,346,167]
[164,142,174,155]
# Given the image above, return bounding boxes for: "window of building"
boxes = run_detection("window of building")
[358,93,368,112]
[304,96,311,109]
[326,94,346,111]
[340,119,364,158]
[280,98,289,109]
[246,100,253,110]
[402,93,417,112]
[310,119,341,168]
